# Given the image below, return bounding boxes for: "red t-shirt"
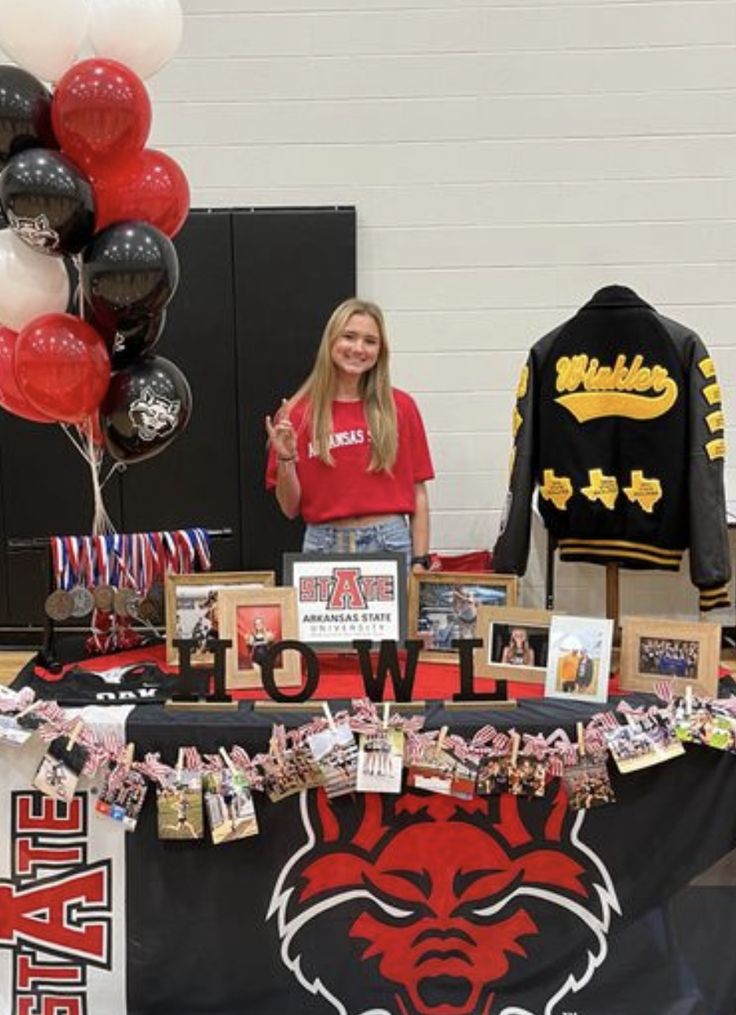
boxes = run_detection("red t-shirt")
[266,388,434,524]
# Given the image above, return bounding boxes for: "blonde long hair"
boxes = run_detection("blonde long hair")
[292,298,398,470]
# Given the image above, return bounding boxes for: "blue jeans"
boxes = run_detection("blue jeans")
[303,514,411,573]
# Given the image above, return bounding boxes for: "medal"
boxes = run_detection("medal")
[136,596,159,623]
[44,589,73,621]
[93,584,115,611]
[114,587,137,617]
[69,585,94,618]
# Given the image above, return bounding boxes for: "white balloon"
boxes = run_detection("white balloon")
[88,0,183,79]
[0,232,70,332]
[0,0,89,83]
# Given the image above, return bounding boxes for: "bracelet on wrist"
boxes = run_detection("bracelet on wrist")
[411,553,432,568]
[277,455,297,463]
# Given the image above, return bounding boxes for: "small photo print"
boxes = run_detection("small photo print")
[307,723,359,799]
[476,757,509,795]
[32,738,87,802]
[490,624,550,670]
[235,605,282,672]
[692,707,736,753]
[477,757,547,798]
[259,747,325,803]
[157,770,204,840]
[96,767,148,831]
[174,584,222,660]
[545,615,614,703]
[562,756,615,810]
[0,713,34,747]
[203,769,258,844]
[416,580,514,652]
[638,637,699,679]
[406,744,478,801]
[672,697,709,743]
[356,728,405,794]
[605,716,685,774]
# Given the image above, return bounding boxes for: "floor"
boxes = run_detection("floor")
[0,652,33,686]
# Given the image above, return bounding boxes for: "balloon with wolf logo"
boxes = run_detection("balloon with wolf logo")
[100,353,191,462]
[0,147,96,256]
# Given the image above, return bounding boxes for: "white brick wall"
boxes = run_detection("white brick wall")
[9,0,736,621]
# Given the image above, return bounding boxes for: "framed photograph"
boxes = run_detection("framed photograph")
[544,615,614,704]
[408,571,518,663]
[217,586,301,691]
[283,552,406,650]
[474,606,553,685]
[620,616,720,698]
[165,570,275,666]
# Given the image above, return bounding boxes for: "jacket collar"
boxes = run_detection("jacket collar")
[580,285,653,311]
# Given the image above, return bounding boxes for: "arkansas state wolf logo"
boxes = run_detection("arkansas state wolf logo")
[269,788,620,1015]
[129,387,181,442]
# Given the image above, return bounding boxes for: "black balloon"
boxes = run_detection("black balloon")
[100,355,191,463]
[84,302,167,368]
[81,221,179,331]
[0,148,95,255]
[0,66,56,169]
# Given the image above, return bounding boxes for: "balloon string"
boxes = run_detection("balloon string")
[60,423,94,465]
[101,461,125,490]
[87,424,115,537]
[74,255,84,321]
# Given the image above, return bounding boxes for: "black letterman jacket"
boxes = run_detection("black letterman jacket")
[492,286,731,611]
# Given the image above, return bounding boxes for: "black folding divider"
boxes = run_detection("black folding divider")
[118,210,241,572]
[234,206,356,576]
[0,206,356,631]
[0,412,125,626]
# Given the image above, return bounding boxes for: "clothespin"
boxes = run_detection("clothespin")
[436,725,448,756]
[124,743,134,771]
[176,747,184,780]
[219,746,236,773]
[66,720,83,752]
[383,702,390,730]
[322,702,337,732]
[685,685,693,717]
[576,721,585,758]
[510,731,520,768]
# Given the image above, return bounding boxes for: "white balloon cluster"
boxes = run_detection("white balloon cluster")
[0,231,70,331]
[0,0,183,82]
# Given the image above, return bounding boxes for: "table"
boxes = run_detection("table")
[2,694,736,1015]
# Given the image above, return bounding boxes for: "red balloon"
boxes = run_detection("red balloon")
[15,313,111,424]
[51,58,151,168]
[90,148,190,237]
[0,324,55,423]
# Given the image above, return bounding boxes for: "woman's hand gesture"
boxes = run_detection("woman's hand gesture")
[266,399,297,460]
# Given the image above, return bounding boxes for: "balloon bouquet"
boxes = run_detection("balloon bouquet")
[0,0,191,533]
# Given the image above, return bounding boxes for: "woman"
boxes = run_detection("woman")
[246,616,274,670]
[265,298,434,572]
[500,627,535,666]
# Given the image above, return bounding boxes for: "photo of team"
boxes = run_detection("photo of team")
[638,637,699,679]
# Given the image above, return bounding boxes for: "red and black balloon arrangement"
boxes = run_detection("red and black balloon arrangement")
[0,0,190,533]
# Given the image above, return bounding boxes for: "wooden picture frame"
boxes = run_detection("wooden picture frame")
[473,606,553,685]
[620,615,721,698]
[217,586,301,691]
[165,570,275,666]
[408,571,518,663]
